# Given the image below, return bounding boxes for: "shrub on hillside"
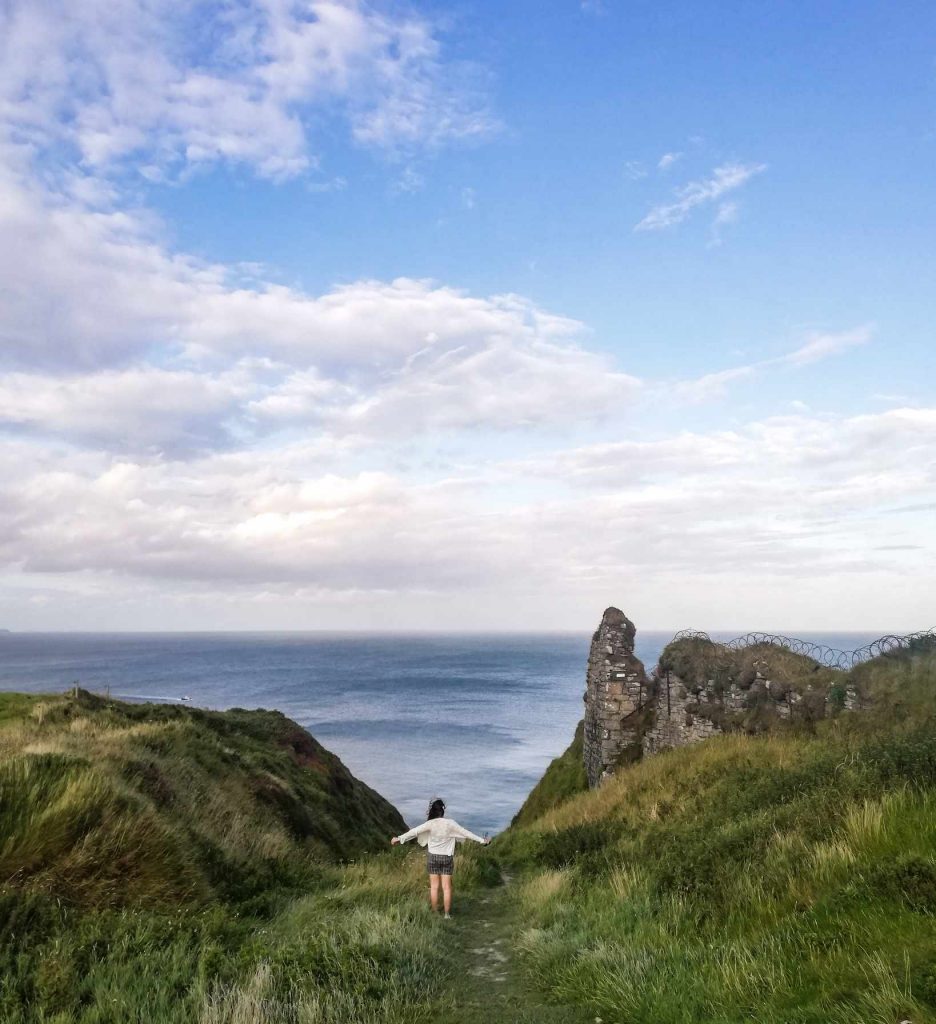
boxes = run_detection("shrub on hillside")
[535,822,622,870]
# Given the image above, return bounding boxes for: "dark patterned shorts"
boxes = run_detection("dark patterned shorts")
[426,853,454,875]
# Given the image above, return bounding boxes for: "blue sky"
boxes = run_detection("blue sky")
[148,1,935,386]
[0,0,933,631]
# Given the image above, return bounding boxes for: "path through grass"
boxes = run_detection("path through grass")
[433,874,594,1024]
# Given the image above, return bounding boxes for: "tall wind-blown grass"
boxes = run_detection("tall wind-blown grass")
[0,689,482,1023]
[498,648,936,1024]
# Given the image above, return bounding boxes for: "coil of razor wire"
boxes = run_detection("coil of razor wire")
[670,628,936,670]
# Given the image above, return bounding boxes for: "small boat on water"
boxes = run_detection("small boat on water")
[180,695,192,702]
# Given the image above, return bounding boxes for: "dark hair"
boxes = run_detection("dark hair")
[427,797,446,820]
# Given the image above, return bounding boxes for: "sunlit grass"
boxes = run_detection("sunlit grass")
[0,689,439,1024]
[499,649,936,1023]
[4,649,936,1023]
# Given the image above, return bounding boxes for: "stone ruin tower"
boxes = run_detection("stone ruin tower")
[583,607,649,787]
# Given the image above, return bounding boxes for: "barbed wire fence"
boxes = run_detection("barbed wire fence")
[669,628,936,671]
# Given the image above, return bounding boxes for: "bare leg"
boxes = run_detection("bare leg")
[441,875,453,915]
[429,874,441,912]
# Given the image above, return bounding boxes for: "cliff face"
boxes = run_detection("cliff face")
[582,609,869,787]
[511,721,587,827]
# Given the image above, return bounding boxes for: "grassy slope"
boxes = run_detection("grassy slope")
[0,688,405,907]
[497,648,936,1024]
[8,644,936,1024]
[0,689,489,1024]
[511,721,587,829]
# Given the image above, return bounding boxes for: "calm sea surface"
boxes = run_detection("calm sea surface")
[0,630,885,833]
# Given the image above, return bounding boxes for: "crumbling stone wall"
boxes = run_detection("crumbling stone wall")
[583,608,650,787]
[643,669,790,755]
[641,670,729,755]
[643,668,862,760]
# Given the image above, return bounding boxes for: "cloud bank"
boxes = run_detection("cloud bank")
[0,2,930,631]
[0,0,496,180]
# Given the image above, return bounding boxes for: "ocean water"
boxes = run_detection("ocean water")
[0,629,886,834]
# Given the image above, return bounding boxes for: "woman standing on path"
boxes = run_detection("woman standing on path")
[391,797,489,919]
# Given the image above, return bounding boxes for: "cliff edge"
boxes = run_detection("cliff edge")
[0,688,405,907]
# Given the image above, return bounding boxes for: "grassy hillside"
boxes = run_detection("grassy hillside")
[0,689,497,1023]
[496,646,936,1024]
[0,688,404,907]
[7,643,936,1024]
[510,721,587,828]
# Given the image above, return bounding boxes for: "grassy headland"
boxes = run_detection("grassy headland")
[0,689,495,1023]
[497,643,936,1023]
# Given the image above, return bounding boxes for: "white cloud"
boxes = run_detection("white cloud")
[0,158,640,452]
[0,0,497,181]
[348,20,497,152]
[1,407,933,629]
[518,408,936,487]
[635,162,766,232]
[0,156,605,375]
[657,151,683,170]
[503,409,936,597]
[708,200,739,246]
[329,334,640,436]
[666,364,757,403]
[391,166,426,195]
[624,160,647,181]
[0,442,515,592]
[0,152,879,468]
[307,176,347,194]
[0,368,244,453]
[781,326,873,367]
[657,324,874,405]
[0,161,222,371]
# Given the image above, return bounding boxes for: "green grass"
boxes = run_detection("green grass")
[5,644,936,1023]
[0,854,471,1024]
[495,647,936,1024]
[0,689,469,1024]
[0,689,405,907]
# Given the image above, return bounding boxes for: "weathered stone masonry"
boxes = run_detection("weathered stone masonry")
[583,607,649,787]
[583,606,865,786]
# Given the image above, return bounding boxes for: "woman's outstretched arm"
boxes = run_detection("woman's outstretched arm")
[452,822,488,844]
[390,820,432,845]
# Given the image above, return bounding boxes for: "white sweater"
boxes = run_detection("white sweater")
[396,817,486,856]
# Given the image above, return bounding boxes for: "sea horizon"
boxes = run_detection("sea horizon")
[1,626,925,636]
